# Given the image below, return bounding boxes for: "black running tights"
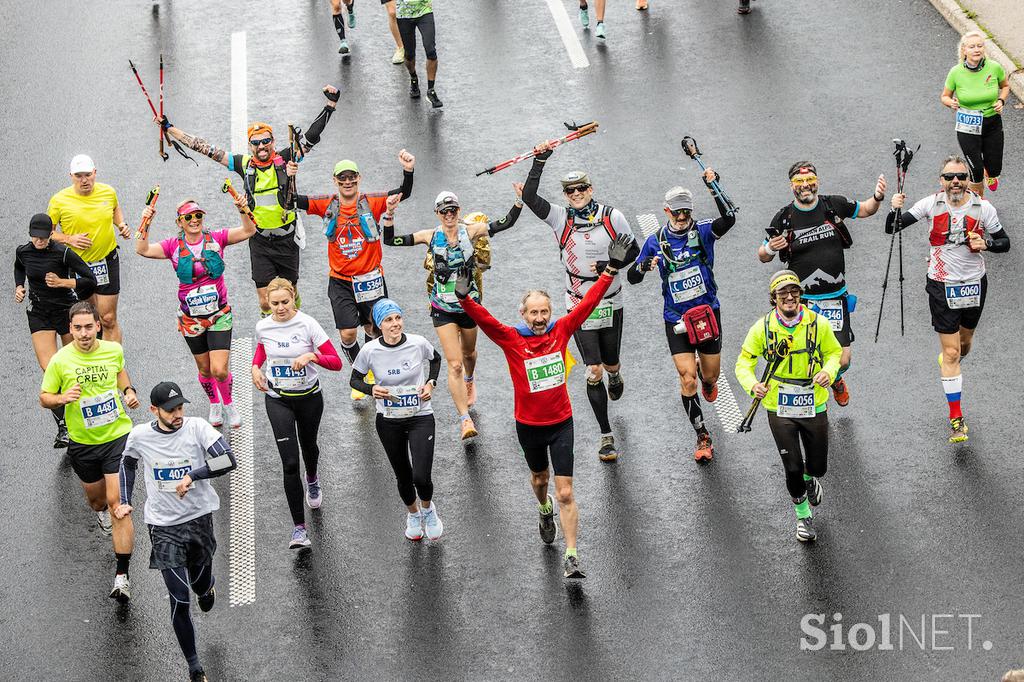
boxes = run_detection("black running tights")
[767,411,829,499]
[162,564,214,674]
[265,391,324,525]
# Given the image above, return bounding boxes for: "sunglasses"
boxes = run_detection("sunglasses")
[790,175,818,186]
[563,184,591,195]
[941,172,969,181]
[669,208,692,218]
[179,212,204,222]
[335,173,359,182]
[777,288,802,300]
[437,207,459,216]
[249,137,274,147]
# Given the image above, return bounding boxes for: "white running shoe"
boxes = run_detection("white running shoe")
[405,512,424,541]
[109,573,131,602]
[96,509,113,536]
[289,526,312,549]
[223,404,241,429]
[208,403,224,427]
[422,504,443,540]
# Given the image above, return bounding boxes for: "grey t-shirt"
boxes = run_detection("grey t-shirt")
[122,417,224,526]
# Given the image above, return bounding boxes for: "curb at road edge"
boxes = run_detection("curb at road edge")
[926,0,1024,103]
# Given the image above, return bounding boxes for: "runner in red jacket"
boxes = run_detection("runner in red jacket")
[457,234,632,579]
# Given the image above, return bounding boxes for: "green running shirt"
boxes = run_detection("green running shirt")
[945,60,1006,117]
[41,340,132,445]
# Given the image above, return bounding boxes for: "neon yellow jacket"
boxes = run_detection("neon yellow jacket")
[735,306,842,413]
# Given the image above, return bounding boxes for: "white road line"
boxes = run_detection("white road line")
[710,373,744,434]
[543,0,590,69]
[230,31,247,155]
[636,213,661,239]
[228,337,256,607]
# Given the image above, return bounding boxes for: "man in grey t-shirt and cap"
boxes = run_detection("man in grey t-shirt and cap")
[115,381,236,682]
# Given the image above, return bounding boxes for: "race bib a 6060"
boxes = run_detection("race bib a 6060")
[945,280,981,309]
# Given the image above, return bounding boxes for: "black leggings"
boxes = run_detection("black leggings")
[398,13,437,61]
[767,411,828,499]
[162,564,214,674]
[957,113,1004,182]
[375,413,435,506]
[265,391,324,525]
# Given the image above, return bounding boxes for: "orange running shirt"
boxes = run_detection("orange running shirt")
[305,193,389,281]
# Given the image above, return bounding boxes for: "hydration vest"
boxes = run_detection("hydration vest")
[763,308,822,381]
[657,219,717,290]
[429,224,477,310]
[560,204,617,287]
[243,154,294,230]
[175,232,225,284]
[777,196,852,263]
[322,194,377,242]
[929,192,983,246]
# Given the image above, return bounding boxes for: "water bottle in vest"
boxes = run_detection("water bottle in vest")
[357,196,379,242]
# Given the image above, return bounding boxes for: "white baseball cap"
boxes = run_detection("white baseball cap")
[434,191,459,210]
[69,154,96,174]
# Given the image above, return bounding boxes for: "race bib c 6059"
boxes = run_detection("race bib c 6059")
[667,265,707,304]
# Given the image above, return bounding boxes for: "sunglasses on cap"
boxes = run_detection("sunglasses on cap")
[563,184,591,195]
[941,172,969,181]
[249,137,273,147]
[437,207,459,216]
[335,172,359,182]
[178,212,204,222]
[790,174,818,186]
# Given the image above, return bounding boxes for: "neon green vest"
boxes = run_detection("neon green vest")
[243,155,295,231]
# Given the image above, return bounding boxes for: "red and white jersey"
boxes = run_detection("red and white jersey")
[908,191,1002,282]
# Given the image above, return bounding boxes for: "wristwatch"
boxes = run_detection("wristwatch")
[426,379,437,388]
[123,385,137,395]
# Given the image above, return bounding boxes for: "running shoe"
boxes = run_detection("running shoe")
[831,378,850,406]
[347,7,355,28]
[422,504,444,540]
[539,495,556,544]
[579,6,589,27]
[598,434,619,462]
[405,512,424,541]
[54,423,69,449]
[224,404,241,429]
[701,379,718,402]
[694,432,714,462]
[949,417,969,443]
[986,174,999,192]
[596,21,606,39]
[460,417,478,440]
[190,670,209,682]
[563,553,585,579]
[465,378,477,408]
[409,81,422,99]
[806,477,823,507]
[607,372,624,400]
[197,587,216,613]
[289,526,311,550]
[426,89,443,108]
[392,46,405,64]
[109,573,131,602]
[338,39,350,56]
[208,402,223,427]
[796,517,816,543]
[306,478,323,509]
[97,509,113,536]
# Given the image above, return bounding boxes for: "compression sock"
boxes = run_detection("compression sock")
[341,340,360,364]
[793,496,811,520]
[464,374,474,382]
[162,566,202,673]
[802,473,813,483]
[50,405,65,425]
[459,413,471,422]
[942,374,963,420]
[586,377,612,434]
[215,374,233,406]
[115,552,132,575]
[198,375,219,405]
[681,393,707,435]
[332,12,346,40]
[411,74,419,87]
[428,79,435,90]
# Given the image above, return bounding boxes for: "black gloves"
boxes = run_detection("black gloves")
[607,234,634,270]
[454,268,472,300]
[534,147,553,161]
[324,86,340,103]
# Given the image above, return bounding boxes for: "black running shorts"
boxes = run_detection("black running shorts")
[926,275,987,335]
[148,513,218,570]
[67,434,129,484]
[516,417,575,477]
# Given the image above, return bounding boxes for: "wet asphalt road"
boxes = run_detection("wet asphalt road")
[2,0,1023,680]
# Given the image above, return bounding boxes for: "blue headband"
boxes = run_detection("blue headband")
[372,298,403,328]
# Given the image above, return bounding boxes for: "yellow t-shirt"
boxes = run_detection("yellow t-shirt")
[47,182,119,263]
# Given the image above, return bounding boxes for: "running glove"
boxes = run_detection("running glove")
[454,268,472,299]
[607,234,634,270]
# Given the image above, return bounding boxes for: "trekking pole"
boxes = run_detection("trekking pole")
[135,185,160,239]
[222,178,258,227]
[129,59,169,161]
[874,138,918,341]
[476,121,599,176]
[738,337,791,433]
[158,53,166,161]
[681,136,739,216]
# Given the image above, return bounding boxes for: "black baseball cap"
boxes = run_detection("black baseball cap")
[29,213,53,238]
[150,381,190,410]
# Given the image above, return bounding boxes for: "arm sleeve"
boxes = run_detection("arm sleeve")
[253,342,267,367]
[710,190,737,237]
[987,228,1010,253]
[487,202,523,236]
[189,434,237,481]
[560,272,614,332]
[302,105,335,147]
[350,368,374,395]
[884,210,919,234]
[314,339,343,371]
[14,251,25,287]
[118,449,139,505]
[382,220,417,246]
[428,349,442,382]
[521,159,552,220]
[390,171,414,200]
[735,322,766,397]
[66,249,97,300]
